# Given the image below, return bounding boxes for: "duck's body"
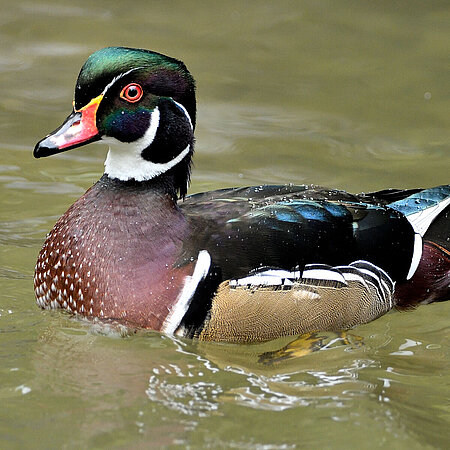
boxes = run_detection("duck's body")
[34,47,449,342]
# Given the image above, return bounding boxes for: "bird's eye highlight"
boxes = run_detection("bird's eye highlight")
[120,83,143,103]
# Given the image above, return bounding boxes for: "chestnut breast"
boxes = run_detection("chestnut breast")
[34,176,192,329]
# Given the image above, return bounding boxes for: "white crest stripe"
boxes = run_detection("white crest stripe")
[101,67,145,96]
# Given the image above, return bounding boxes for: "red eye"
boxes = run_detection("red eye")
[120,83,143,103]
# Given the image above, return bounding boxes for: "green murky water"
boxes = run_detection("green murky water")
[1,1,449,448]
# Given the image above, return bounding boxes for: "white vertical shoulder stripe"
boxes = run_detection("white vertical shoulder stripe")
[406,233,423,280]
[162,250,211,335]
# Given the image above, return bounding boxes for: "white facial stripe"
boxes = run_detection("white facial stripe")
[135,106,160,152]
[104,107,191,181]
[103,106,157,180]
[173,100,193,130]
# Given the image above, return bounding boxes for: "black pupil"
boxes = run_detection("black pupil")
[127,86,138,98]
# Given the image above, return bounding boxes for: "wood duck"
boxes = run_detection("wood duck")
[34,47,450,343]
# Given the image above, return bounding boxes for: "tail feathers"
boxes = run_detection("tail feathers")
[389,185,450,280]
[389,185,450,237]
[405,197,450,237]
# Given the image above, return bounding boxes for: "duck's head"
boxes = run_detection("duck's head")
[34,47,196,197]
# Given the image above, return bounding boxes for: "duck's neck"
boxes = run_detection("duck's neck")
[103,99,194,198]
[99,172,181,203]
[104,141,190,189]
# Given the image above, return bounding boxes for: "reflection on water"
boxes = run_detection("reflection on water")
[1,0,449,447]
[146,333,374,416]
[1,305,448,448]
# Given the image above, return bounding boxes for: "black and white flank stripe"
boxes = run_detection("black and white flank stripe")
[230,259,395,309]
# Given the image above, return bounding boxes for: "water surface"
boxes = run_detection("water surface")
[1,1,449,448]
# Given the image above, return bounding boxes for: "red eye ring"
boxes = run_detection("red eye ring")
[120,83,143,103]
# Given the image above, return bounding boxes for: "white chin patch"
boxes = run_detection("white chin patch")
[103,107,190,181]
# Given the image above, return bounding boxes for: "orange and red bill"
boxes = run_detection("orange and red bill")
[34,95,103,158]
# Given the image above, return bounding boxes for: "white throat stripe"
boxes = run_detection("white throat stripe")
[104,106,190,181]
